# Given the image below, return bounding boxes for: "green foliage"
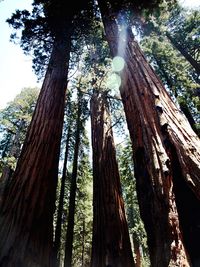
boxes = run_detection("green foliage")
[7,5,52,79]
[104,0,177,15]
[0,87,39,164]
[53,79,92,266]
[167,9,200,66]
[141,34,199,100]
[140,3,200,78]
[6,0,95,79]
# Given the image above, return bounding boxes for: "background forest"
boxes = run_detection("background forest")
[0,0,199,267]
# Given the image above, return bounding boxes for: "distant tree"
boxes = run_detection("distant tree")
[72,135,93,267]
[165,9,200,75]
[53,92,77,266]
[138,3,200,76]
[64,86,89,267]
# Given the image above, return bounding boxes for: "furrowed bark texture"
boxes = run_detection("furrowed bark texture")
[98,1,200,266]
[90,92,135,267]
[0,25,72,267]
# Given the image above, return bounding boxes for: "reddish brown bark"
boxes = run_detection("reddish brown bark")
[0,25,72,267]
[90,92,135,267]
[98,1,200,266]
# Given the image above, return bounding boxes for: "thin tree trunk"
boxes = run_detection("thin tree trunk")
[128,198,143,267]
[0,23,72,267]
[166,32,200,75]
[154,56,199,136]
[98,1,200,266]
[81,218,85,267]
[178,101,199,136]
[54,126,71,266]
[90,91,135,267]
[64,90,82,267]
[132,235,141,267]
[135,15,200,75]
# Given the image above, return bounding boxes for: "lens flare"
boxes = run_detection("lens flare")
[117,14,127,59]
[112,56,125,72]
[106,73,121,91]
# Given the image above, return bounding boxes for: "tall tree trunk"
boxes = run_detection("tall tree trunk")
[0,23,72,267]
[166,32,200,75]
[98,1,200,266]
[90,91,135,267]
[81,218,85,267]
[54,126,71,266]
[64,91,82,267]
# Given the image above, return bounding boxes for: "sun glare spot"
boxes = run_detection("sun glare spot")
[112,56,125,72]
[106,73,121,91]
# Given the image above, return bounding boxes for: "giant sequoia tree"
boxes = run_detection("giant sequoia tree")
[90,91,134,267]
[97,0,200,266]
[0,1,90,266]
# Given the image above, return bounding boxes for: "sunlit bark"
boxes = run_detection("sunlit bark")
[98,1,200,266]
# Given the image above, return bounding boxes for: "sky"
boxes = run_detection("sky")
[0,0,42,109]
[0,0,199,109]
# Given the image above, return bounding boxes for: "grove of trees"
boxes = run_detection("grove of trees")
[0,0,199,266]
